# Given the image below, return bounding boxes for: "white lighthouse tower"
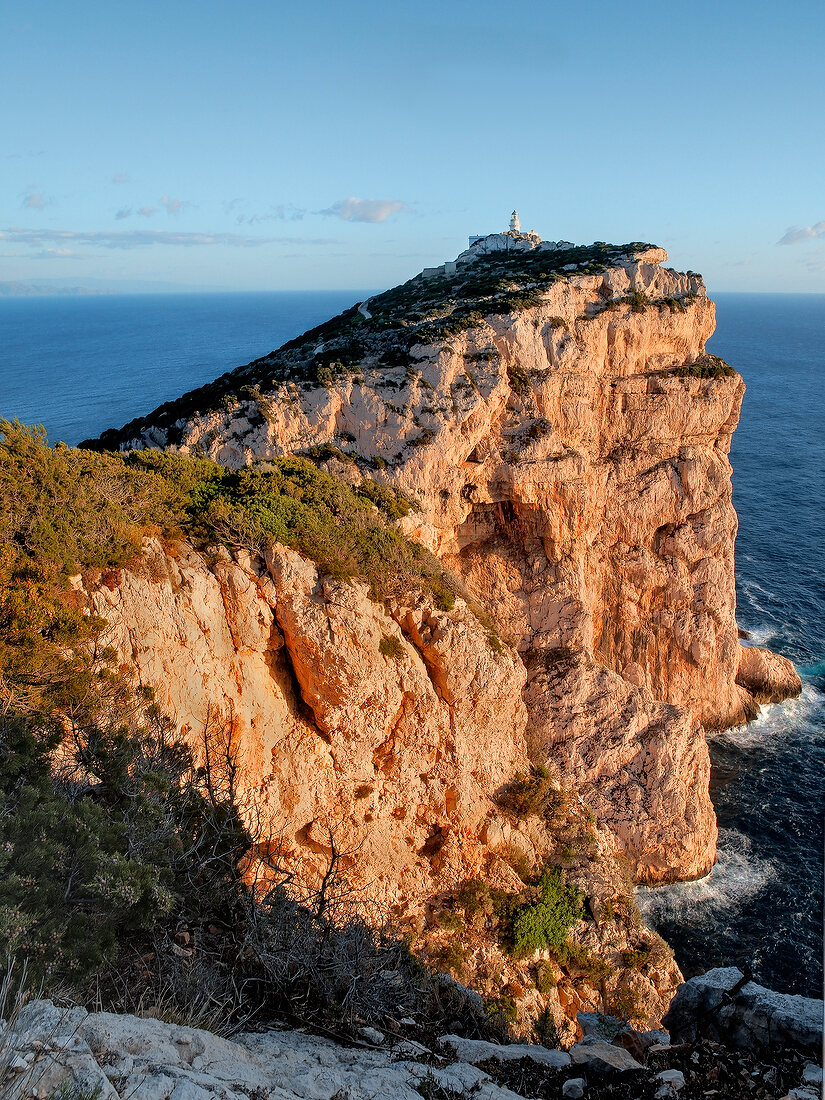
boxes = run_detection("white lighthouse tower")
[454,209,548,270]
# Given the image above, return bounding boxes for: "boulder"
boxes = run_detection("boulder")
[562,1079,586,1098]
[569,1039,644,1072]
[439,1034,571,1068]
[663,969,824,1055]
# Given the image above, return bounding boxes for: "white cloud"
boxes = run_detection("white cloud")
[236,204,306,225]
[34,247,83,259]
[115,205,159,220]
[22,192,48,211]
[0,227,337,250]
[319,197,406,223]
[160,194,192,216]
[777,222,825,245]
[112,172,129,184]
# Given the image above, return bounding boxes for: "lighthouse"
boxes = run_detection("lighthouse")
[509,210,521,233]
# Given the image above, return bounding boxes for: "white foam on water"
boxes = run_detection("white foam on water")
[739,621,778,648]
[738,582,780,626]
[709,681,825,750]
[636,828,776,930]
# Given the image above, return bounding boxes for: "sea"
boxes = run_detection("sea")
[1,289,823,998]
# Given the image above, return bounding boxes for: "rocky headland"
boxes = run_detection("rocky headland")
[2,237,814,1095]
[91,241,800,867]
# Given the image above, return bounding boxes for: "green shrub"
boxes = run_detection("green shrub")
[510,867,583,957]
[501,765,564,818]
[534,1006,562,1046]
[535,959,557,994]
[456,879,492,922]
[557,942,615,982]
[608,983,643,1023]
[485,993,518,1024]
[429,579,455,612]
[621,946,650,970]
[502,845,533,883]
[379,635,405,660]
[506,363,531,396]
[672,353,736,379]
[441,941,465,976]
[437,909,464,933]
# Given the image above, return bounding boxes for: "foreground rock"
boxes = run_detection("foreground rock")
[1,1000,527,1100]
[5,998,819,1100]
[662,967,824,1055]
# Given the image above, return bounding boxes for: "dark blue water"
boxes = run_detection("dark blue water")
[1,290,823,996]
[638,293,825,998]
[0,292,367,445]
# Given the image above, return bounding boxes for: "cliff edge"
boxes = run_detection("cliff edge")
[91,241,800,883]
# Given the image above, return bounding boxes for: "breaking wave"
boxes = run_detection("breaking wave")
[636,829,776,931]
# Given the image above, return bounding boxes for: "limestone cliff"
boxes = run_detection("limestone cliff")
[82,240,802,1032]
[88,539,527,915]
[81,536,680,1037]
[92,241,799,888]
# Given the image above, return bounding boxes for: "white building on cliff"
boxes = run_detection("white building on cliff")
[466,209,541,254]
[420,211,573,278]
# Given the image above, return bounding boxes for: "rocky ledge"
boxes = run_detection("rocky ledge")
[3,978,821,1100]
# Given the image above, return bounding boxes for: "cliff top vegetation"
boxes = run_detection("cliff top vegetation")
[0,420,464,608]
[0,419,495,1030]
[88,241,657,448]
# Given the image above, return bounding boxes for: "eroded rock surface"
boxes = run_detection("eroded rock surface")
[93,245,800,886]
[2,1000,529,1100]
[663,968,824,1055]
[79,244,805,1034]
[88,538,528,920]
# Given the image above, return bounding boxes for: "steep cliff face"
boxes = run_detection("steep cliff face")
[88,538,528,917]
[139,254,777,723]
[95,244,799,888]
[84,536,682,1036]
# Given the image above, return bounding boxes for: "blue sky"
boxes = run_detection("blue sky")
[2,0,824,293]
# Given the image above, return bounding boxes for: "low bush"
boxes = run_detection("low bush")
[621,945,652,971]
[379,635,405,660]
[510,867,583,958]
[437,910,464,933]
[456,879,492,923]
[535,959,557,995]
[506,363,531,396]
[500,765,564,818]
[672,353,736,379]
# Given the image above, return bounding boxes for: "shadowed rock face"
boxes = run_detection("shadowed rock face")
[88,244,800,891]
[88,539,530,919]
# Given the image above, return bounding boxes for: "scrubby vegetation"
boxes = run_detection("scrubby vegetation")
[0,420,499,1035]
[500,765,566,818]
[86,242,657,448]
[671,352,736,378]
[510,868,584,958]
[444,864,584,962]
